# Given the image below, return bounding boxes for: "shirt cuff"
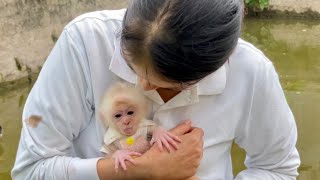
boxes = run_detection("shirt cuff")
[68,157,103,180]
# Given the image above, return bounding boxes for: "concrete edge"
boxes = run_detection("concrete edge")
[246,8,320,20]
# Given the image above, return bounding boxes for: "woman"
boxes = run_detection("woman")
[12,0,300,179]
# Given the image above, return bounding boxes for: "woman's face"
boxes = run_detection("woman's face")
[126,61,190,92]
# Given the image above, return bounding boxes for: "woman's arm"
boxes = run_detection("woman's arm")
[97,121,204,180]
[234,61,300,179]
[11,28,100,180]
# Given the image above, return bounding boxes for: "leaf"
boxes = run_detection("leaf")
[245,0,269,9]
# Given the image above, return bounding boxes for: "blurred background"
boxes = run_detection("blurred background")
[0,0,319,179]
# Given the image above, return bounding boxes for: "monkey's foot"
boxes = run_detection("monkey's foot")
[150,127,182,153]
[112,150,142,172]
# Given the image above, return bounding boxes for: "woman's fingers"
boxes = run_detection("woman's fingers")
[167,132,182,143]
[185,127,204,160]
[191,127,204,138]
[125,156,136,165]
[129,152,142,157]
[187,127,204,143]
[139,126,204,179]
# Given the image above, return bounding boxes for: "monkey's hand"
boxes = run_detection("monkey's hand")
[111,150,142,172]
[150,127,182,153]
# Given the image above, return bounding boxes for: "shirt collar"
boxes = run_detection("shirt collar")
[109,37,227,96]
[109,37,137,84]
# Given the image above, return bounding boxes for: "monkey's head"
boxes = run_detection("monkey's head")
[100,82,147,136]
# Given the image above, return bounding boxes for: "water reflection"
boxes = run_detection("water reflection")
[0,18,320,179]
[0,86,29,179]
[0,143,4,156]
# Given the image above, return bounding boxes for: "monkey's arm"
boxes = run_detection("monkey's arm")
[101,142,119,156]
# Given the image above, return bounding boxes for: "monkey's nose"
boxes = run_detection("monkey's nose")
[123,119,130,125]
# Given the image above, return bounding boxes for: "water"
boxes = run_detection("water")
[0,87,28,179]
[0,18,320,179]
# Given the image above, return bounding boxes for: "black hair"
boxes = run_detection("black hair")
[121,0,243,84]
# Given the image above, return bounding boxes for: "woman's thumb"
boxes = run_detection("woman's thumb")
[169,120,192,136]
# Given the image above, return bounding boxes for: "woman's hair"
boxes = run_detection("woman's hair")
[121,0,243,84]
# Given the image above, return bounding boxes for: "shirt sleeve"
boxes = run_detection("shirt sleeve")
[234,60,300,179]
[11,28,102,180]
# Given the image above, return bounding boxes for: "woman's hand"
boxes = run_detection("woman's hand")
[97,121,203,180]
[138,120,204,180]
[185,176,199,180]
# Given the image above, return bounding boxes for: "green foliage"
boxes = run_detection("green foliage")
[245,0,269,10]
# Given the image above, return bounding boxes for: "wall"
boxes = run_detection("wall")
[269,0,320,14]
[0,0,319,86]
[0,0,127,87]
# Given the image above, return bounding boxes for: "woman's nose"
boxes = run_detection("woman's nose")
[139,77,158,91]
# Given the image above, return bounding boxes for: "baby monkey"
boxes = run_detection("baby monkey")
[99,82,181,172]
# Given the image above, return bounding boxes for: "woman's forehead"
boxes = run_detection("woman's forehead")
[128,61,175,84]
[121,50,162,82]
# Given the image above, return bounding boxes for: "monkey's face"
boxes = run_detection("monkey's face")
[112,104,140,136]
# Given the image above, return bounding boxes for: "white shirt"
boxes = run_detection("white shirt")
[11,9,300,180]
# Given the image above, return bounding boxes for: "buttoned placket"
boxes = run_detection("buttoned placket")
[141,86,199,125]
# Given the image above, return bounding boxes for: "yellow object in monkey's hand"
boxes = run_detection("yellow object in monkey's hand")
[126,136,135,145]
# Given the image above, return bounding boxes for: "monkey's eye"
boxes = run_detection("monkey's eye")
[127,111,134,115]
[114,114,122,118]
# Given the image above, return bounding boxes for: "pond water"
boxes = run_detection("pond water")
[0,18,320,179]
